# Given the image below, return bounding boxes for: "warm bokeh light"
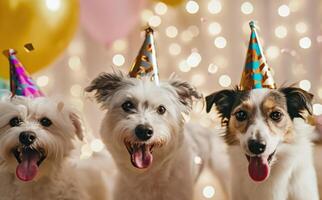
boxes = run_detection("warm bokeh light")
[219,75,231,87]
[112,54,125,66]
[208,22,222,35]
[68,56,82,71]
[186,0,199,14]
[266,46,280,59]
[70,84,82,97]
[313,104,322,115]
[166,26,178,38]
[275,26,288,38]
[202,186,216,198]
[187,52,202,68]
[194,156,203,165]
[208,0,222,14]
[208,64,219,74]
[295,22,308,34]
[214,36,227,48]
[113,39,127,52]
[241,2,253,15]
[278,4,290,17]
[154,2,168,15]
[140,9,153,23]
[37,76,49,87]
[179,60,191,72]
[299,37,312,49]
[46,0,61,12]
[168,43,181,55]
[148,15,162,27]
[191,74,205,86]
[299,79,311,91]
[90,139,105,152]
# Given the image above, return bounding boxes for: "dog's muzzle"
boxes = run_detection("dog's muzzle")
[12,132,47,182]
[125,142,154,169]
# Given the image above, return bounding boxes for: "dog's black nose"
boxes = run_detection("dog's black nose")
[19,131,36,146]
[248,139,266,155]
[135,124,153,141]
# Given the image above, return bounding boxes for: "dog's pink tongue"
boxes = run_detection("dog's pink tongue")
[248,156,269,182]
[131,145,153,169]
[16,152,39,182]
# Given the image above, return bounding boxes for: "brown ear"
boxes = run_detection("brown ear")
[279,87,314,119]
[85,72,126,106]
[169,79,202,109]
[69,112,84,141]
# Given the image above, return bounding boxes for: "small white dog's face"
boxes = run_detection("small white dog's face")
[206,87,313,182]
[86,72,201,170]
[0,96,84,182]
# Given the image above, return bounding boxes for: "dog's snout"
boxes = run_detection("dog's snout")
[248,139,266,155]
[19,131,36,146]
[135,124,153,141]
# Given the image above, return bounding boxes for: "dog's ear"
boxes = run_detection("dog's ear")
[279,87,314,119]
[85,72,125,105]
[205,89,238,121]
[169,79,202,109]
[69,112,84,141]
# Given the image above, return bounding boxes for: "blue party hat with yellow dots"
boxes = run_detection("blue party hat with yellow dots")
[240,21,276,90]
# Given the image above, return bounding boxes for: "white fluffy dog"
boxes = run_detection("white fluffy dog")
[206,87,319,200]
[0,94,108,200]
[86,72,229,200]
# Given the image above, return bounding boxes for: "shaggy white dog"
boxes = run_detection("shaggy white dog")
[86,72,229,200]
[206,87,319,200]
[0,94,109,200]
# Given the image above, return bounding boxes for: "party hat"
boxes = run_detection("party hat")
[7,48,44,97]
[129,27,160,85]
[239,21,276,90]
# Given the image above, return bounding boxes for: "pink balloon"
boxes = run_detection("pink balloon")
[80,0,145,45]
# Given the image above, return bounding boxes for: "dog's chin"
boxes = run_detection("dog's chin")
[124,141,162,169]
[245,150,276,182]
[12,146,47,182]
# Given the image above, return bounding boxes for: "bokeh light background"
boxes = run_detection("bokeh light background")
[30,0,322,199]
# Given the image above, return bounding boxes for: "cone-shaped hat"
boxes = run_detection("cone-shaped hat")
[129,27,160,85]
[240,21,276,90]
[7,48,44,97]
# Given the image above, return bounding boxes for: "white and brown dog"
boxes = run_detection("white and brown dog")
[86,72,229,200]
[206,86,319,200]
[0,94,108,200]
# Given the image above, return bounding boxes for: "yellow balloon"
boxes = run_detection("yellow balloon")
[155,0,184,7]
[0,0,79,78]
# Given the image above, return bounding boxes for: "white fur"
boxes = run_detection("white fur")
[0,95,109,200]
[229,89,319,200]
[94,76,229,200]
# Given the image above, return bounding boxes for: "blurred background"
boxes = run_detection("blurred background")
[0,0,322,199]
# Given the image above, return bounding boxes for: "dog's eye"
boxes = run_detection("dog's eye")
[270,111,283,122]
[235,110,247,121]
[9,117,23,127]
[157,105,166,115]
[122,101,135,112]
[39,117,52,127]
